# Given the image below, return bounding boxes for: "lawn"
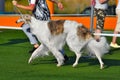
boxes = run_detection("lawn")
[0,29,120,80]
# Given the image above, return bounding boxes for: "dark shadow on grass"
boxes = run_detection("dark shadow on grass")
[29,59,57,65]
[109,48,120,55]
[63,56,120,69]
[28,54,120,69]
[0,38,28,46]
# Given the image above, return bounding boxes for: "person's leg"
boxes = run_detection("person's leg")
[94,9,106,41]
[110,30,120,48]
[94,29,101,41]
[22,23,39,53]
[110,31,120,48]
[59,49,69,62]
[111,31,118,44]
[110,9,120,48]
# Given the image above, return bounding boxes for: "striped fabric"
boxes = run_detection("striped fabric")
[32,0,50,21]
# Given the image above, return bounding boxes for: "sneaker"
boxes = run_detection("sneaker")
[110,42,120,48]
[54,55,69,63]
[29,47,37,54]
[64,55,69,62]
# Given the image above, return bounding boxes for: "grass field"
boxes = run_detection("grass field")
[0,29,120,80]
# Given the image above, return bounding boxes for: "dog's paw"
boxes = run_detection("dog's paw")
[72,63,78,67]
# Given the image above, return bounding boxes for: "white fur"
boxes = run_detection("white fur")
[29,17,68,67]
[17,16,110,69]
[72,37,110,69]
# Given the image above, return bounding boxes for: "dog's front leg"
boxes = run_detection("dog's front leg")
[41,38,64,67]
[46,43,64,67]
[66,35,82,67]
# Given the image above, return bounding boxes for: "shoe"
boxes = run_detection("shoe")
[110,42,120,48]
[64,55,69,62]
[54,55,69,63]
[29,47,37,54]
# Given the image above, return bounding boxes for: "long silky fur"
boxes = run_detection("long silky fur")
[16,16,110,69]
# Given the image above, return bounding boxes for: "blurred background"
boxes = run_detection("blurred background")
[0,0,116,15]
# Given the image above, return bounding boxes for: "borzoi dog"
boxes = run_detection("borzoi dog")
[17,15,109,69]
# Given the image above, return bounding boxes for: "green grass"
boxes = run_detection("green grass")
[0,29,120,80]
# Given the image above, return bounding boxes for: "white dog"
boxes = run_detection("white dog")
[17,15,110,69]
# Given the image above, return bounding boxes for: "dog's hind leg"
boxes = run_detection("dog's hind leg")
[28,44,49,63]
[96,54,104,69]
[92,49,104,69]
[72,51,82,67]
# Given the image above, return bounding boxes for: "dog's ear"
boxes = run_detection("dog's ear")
[80,25,89,34]
[77,25,92,40]
[23,14,31,21]
[77,25,88,35]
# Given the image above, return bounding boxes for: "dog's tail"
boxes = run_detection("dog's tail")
[87,37,110,57]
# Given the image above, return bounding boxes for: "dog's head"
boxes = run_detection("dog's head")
[77,25,92,40]
[16,14,31,23]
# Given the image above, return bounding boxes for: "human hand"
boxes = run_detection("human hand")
[91,0,96,6]
[57,2,64,10]
[99,0,108,4]
[12,0,18,6]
